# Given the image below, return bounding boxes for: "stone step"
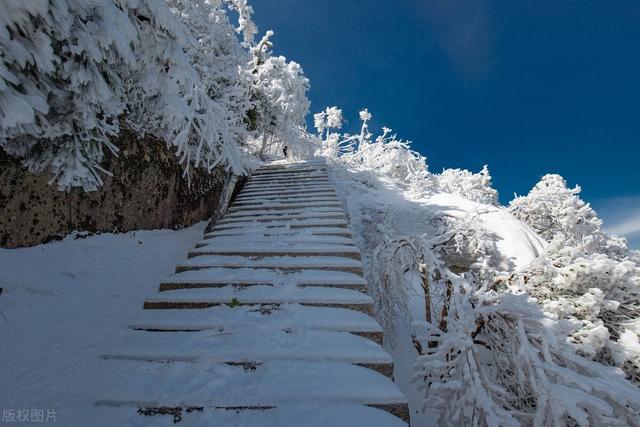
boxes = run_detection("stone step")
[253,166,326,175]
[91,403,407,427]
[175,255,363,275]
[242,182,332,192]
[239,186,336,197]
[144,287,371,315]
[129,303,378,334]
[247,175,329,183]
[232,196,340,207]
[240,185,335,194]
[207,226,353,238]
[258,160,326,170]
[249,173,328,182]
[160,268,367,291]
[103,326,387,370]
[225,206,343,218]
[235,191,337,202]
[189,242,361,260]
[100,328,391,372]
[238,186,335,198]
[229,201,342,212]
[199,234,355,246]
[217,212,346,224]
[255,166,326,174]
[244,176,330,185]
[96,359,407,421]
[211,218,349,232]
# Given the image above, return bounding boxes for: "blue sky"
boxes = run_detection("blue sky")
[251,0,640,247]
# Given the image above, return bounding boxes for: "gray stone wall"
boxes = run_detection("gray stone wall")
[0,128,236,248]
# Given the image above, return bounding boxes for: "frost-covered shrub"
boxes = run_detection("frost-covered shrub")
[501,239,640,384]
[358,128,430,190]
[371,235,640,425]
[508,174,603,250]
[413,286,640,426]
[332,110,434,192]
[435,165,499,206]
[321,108,501,204]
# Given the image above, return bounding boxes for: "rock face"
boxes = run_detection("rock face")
[0,128,237,248]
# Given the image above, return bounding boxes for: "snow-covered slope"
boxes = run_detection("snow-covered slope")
[328,162,547,425]
[0,224,207,425]
[330,165,544,275]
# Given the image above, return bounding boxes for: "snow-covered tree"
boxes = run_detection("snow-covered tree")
[357,108,373,150]
[502,173,640,383]
[0,0,141,190]
[132,0,251,176]
[313,111,327,136]
[508,174,604,250]
[224,0,257,46]
[1,0,305,190]
[249,31,310,159]
[313,106,342,140]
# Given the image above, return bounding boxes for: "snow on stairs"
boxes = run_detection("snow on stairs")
[99,159,409,425]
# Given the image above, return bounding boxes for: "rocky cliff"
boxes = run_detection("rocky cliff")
[0,128,238,248]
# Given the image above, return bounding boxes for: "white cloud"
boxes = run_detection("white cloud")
[593,196,640,249]
[605,213,640,237]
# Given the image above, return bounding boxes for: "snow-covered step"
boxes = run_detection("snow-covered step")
[144,285,372,314]
[211,218,349,232]
[246,175,330,184]
[252,166,326,175]
[189,242,360,260]
[225,206,343,218]
[253,166,326,175]
[236,191,336,200]
[160,268,367,291]
[258,160,326,170]
[102,328,388,368]
[245,180,331,188]
[217,211,345,224]
[235,191,337,202]
[238,187,336,197]
[232,196,340,207]
[229,201,342,212]
[96,359,407,420]
[244,176,330,185]
[230,200,341,211]
[199,234,354,246]
[241,183,335,195]
[242,183,333,193]
[93,402,407,427]
[207,226,353,238]
[175,255,363,275]
[249,173,328,182]
[128,304,380,340]
[241,183,332,195]
[198,234,355,246]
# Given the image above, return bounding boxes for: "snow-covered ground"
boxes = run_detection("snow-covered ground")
[328,162,546,425]
[0,223,207,425]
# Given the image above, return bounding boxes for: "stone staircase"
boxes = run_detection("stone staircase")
[98,159,409,425]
